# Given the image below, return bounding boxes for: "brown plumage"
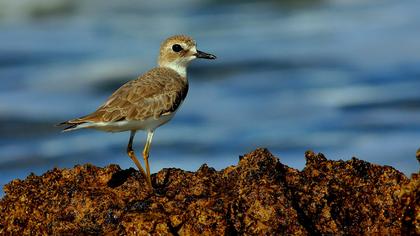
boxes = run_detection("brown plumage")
[57,35,216,189]
[62,67,188,126]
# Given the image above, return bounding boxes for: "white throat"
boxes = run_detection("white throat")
[159,46,197,78]
[164,63,187,77]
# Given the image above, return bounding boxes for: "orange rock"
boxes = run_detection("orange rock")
[0,148,417,235]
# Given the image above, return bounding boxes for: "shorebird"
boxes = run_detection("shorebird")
[58,35,216,188]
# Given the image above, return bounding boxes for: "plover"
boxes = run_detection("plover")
[58,35,216,188]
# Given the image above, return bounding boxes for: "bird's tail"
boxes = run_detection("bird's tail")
[56,120,88,132]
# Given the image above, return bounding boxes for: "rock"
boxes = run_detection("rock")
[400,150,420,235]
[0,148,418,235]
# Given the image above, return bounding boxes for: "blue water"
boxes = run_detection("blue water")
[1,0,420,195]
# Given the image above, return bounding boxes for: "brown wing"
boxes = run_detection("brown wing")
[67,67,188,124]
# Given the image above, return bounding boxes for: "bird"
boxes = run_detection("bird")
[58,35,216,189]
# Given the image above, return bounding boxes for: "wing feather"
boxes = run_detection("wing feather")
[66,67,188,124]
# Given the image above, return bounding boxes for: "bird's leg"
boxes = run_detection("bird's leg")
[126,130,147,179]
[142,130,154,188]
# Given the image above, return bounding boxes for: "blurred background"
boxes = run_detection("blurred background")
[0,0,419,195]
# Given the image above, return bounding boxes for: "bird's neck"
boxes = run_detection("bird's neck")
[161,63,187,78]
[158,56,190,78]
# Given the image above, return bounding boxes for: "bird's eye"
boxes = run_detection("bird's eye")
[172,44,183,52]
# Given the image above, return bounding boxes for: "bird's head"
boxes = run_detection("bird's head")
[158,35,216,77]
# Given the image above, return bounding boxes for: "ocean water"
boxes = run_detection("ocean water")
[0,0,419,195]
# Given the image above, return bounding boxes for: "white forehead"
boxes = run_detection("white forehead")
[190,46,197,53]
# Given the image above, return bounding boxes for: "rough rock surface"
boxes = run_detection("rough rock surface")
[0,148,418,235]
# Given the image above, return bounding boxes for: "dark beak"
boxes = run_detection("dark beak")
[195,50,216,59]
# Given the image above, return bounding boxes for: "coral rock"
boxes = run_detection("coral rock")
[0,148,418,235]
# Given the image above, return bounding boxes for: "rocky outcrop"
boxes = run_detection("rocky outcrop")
[0,148,418,235]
